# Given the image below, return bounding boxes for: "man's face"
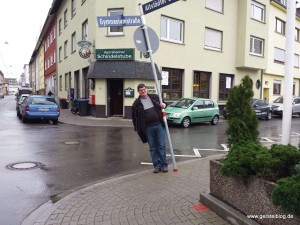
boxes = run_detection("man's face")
[138,87,148,98]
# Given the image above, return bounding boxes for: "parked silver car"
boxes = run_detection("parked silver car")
[272,96,300,116]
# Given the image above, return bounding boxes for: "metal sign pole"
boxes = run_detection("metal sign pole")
[138,3,177,171]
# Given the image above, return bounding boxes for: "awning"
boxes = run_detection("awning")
[87,60,161,80]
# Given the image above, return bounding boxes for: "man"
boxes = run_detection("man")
[132,83,168,173]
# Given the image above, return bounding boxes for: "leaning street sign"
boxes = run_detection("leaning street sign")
[142,0,178,15]
[97,15,142,27]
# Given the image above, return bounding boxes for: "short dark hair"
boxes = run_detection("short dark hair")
[137,83,146,91]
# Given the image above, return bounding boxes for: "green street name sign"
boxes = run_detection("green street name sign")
[96,48,134,60]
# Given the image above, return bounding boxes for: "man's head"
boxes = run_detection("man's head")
[137,83,148,98]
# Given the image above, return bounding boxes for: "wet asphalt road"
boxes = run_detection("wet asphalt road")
[0,95,300,225]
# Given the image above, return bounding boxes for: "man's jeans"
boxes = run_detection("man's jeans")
[146,123,168,169]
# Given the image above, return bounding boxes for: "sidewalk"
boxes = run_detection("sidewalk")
[58,109,133,127]
[22,109,230,225]
[22,155,229,225]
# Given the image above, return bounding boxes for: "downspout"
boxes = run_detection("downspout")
[260,69,263,100]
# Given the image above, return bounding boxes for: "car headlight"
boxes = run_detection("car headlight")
[171,113,182,118]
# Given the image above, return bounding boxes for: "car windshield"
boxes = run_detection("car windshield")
[169,99,195,108]
[30,97,57,105]
[274,97,283,103]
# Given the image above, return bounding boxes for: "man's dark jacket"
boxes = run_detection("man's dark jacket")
[131,94,164,143]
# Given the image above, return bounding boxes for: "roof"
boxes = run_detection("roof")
[87,61,161,80]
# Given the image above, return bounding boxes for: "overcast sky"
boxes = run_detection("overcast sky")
[0,0,53,79]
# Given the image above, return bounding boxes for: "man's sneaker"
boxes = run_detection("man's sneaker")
[153,168,160,173]
[161,167,168,173]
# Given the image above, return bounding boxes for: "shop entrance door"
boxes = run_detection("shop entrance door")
[107,79,124,117]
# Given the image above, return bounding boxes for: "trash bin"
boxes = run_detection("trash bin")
[59,98,68,109]
[78,98,89,116]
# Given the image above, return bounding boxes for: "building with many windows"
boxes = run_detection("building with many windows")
[32,0,300,118]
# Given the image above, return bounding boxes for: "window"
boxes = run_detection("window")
[65,73,71,90]
[296,28,299,42]
[279,0,287,6]
[275,18,285,35]
[250,36,264,56]
[59,75,62,91]
[205,0,223,13]
[53,25,56,39]
[273,80,281,95]
[50,30,53,43]
[161,16,183,43]
[48,58,50,68]
[205,27,222,51]
[64,9,68,28]
[50,54,53,66]
[274,47,299,67]
[108,9,124,35]
[162,68,183,100]
[82,20,88,40]
[64,41,68,58]
[251,1,265,22]
[54,50,56,63]
[71,32,76,52]
[45,60,47,70]
[59,19,62,34]
[274,47,284,63]
[71,0,76,17]
[59,47,62,62]
[193,71,211,98]
[219,74,234,101]
[295,54,299,68]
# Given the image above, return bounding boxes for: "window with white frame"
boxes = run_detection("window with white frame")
[251,1,265,22]
[250,36,264,56]
[275,18,285,35]
[50,54,53,66]
[273,80,281,95]
[205,0,223,13]
[48,58,50,69]
[108,9,124,35]
[274,47,299,67]
[53,25,56,39]
[64,40,68,58]
[161,16,183,43]
[82,20,88,40]
[204,27,222,51]
[64,9,68,28]
[71,32,76,52]
[45,60,47,70]
[54,50,56,63]
[71,0,76,17]
[274,47,284,63]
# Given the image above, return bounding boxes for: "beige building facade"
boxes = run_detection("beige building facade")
[51,0,300,118]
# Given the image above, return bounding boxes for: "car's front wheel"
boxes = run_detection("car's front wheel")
[266,111,272,120]
[181,117,191,128]
[211,115,219,125]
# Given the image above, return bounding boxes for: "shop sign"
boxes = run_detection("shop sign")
[96,48,134,60]
[78,40,92,59]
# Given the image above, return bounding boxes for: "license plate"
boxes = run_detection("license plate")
[38,108,49,111]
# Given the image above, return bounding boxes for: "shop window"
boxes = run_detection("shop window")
[162,68,183,100]
[219,73,234,101]
[193,71,211,98]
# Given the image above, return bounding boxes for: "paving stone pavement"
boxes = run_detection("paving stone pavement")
[22,155,230,225]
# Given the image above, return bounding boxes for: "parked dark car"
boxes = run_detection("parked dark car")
[272,96,300,116]
[223,98,272,120]
[19,95,60,124]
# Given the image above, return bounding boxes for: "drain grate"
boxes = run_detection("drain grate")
[6,162,44,170]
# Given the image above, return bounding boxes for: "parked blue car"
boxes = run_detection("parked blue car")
[19,95,60,124]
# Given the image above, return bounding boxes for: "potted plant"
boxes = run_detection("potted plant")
[202,75,300,225]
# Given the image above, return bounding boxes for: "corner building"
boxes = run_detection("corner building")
[52,0,300,119]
